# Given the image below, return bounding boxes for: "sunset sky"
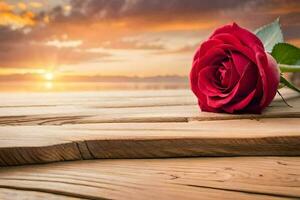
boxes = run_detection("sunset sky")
[0,0,299,80]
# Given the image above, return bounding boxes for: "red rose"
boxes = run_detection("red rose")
[190,23,280,114]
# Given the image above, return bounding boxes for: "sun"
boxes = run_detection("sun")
[44,72,54,81]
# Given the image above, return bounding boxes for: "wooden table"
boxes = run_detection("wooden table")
[0,89,299,199]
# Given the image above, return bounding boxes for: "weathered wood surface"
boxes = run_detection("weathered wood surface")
[0,89,299,125]
[0,89,299,166]
[0,157,299,200]
[0,118,300,166]
[1,89,300,199]
[0,188,80,200]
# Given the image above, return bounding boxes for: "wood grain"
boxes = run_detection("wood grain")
[0,89,299,166]
[0,89,299,125]
[1,89,300,199]
[0,188,81,200]
[0,157,299,200]
[0,118,299,166]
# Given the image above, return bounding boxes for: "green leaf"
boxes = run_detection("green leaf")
[280,76,300,93]
[254,18,284,52]
[271,43,300,65]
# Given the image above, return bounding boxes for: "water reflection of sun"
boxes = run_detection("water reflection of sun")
[42,71,55,90]
[45,82,53,90]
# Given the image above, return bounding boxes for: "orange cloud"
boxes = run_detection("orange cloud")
[142,19,218,32]
[0,11,36,28]
[0,2,14,11]
[0,0,299,78]
[287,38,300,47]
[0,1,36,29]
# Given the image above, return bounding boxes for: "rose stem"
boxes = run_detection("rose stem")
[279,64,300,72]
[280,76,300,93]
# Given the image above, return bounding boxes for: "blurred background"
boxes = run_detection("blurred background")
[0,0,299,92]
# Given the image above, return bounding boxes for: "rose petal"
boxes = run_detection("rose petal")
[223,89,256,113]
[190,58,201,97]
[206,62,258,108]
[224,58,240,90]
[198,97,221,113]
[232,62,258,95]
[256,51,280,108]
[198,66,224,97]
[211,33,241,46]
[255,48,269,107]
[201,43,256,64]
[231,52,252,75]
[218,66,230,87]
[193,39,223,61]
[196,47,227,70]
[243,78,264,114]
[231,23,264,49]
[209,23,264,50]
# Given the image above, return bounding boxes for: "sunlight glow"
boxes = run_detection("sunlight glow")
[44,72,54,81]
[45,82,53,90]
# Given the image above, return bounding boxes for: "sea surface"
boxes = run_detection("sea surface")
[0,81,189,92]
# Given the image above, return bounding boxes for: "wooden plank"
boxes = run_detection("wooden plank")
[0,89,299,166]
[0,157,299,199]
[0,90,193,108]
[0,89,296,108]
[0,89,299,125]
[0,118,299,166]
[0,188,81,200]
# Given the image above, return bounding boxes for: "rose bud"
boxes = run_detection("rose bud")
[190,23,280,114]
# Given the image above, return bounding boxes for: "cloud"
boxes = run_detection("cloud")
[100,38,165,50]
[0,1,36,29]
[153,44,200,55]
[37,0,300,44]
[0,0,299,76]
[45,39,83,48]
[66,0,252,20]
[0,32,111,69]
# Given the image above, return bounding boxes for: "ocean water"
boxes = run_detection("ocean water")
[0,81,189,92]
